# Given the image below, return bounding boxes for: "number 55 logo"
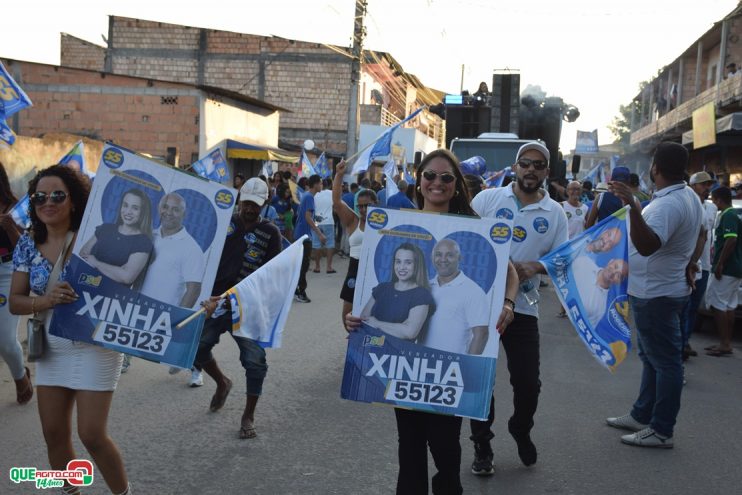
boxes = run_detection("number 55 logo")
[67,459,94,486]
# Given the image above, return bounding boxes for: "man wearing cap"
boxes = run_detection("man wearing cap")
[193,177,282,439]
[585,166,633,228]
[682,172,717,359]
[469,141,568,474]
[608,142,704,448]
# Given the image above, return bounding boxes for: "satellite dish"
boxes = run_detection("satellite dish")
[303,139,315,151]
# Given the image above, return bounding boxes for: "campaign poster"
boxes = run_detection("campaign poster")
[341,208,513,420]
[49,144,236,368]
[540,206,631,371]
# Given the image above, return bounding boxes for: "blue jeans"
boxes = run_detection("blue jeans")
[681,270,709,348]
[194,312,268,396]
[629,295,688,438]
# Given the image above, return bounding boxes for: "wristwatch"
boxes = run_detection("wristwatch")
[503,297,516,311]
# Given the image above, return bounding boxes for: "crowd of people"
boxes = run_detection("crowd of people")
[0,137,739,494]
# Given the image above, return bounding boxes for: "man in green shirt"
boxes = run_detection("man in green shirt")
[706,186,742,356]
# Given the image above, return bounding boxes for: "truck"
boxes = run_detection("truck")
[449,133,533,173]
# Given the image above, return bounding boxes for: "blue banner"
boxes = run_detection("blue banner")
[0,62,33,119]
[341,324,496,419]
[0,119,15,148]
[540,206,631,370]
[49,143,236,368]
[341,208,513,419]
[575,129,598,153]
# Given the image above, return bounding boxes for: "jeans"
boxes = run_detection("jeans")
[297,239,312,292]
[629,295,688,438]
[682,270,709,348]
[394,408,463,495]
[194,312,268,396]
[470,313,540,444]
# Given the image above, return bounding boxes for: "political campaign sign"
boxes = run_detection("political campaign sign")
[50,143,236,368]
[341,207,513,420]
[540,206,631,371]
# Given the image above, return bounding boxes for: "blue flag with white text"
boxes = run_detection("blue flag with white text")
[0,119,15,148]
[191,148,229,184]
[539,206,631,371]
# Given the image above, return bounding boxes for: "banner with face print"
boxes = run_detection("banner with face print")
[341,208,512,420]
[49,143,236,369]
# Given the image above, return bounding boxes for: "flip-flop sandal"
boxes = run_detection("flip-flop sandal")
[704,345,720,351]
[706,349,732,357]
[209,378,232,412]
[312,269,320,273]
[327,270,337,274]
[16,367,33,405]
[239,425,257,439]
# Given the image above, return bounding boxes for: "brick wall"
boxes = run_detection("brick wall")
[62,16,353,154]
[4,59,200,162]
[60,34,105,71]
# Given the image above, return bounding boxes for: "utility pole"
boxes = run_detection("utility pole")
[346,0,367,157]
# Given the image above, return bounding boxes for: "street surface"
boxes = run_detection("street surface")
[1,256,741,494]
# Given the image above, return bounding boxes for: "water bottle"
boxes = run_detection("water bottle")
[520,279,539,306]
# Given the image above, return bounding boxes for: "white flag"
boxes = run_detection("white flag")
[226,235,307,347]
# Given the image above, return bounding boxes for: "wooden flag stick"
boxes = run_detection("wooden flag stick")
[174,292,228,330]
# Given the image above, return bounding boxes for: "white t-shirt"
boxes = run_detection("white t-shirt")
[699,200,718,271]
[140,227,205,308]
[471,183,569,317]
[572,256,608,328]
[628,184,703,299]
[314,190,334,226]
[423,271,490,354]
[562,201,589,239]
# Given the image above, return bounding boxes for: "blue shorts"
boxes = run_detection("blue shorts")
[312,224,335,249]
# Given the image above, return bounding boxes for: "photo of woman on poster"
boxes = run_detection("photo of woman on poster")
[80,188,153,288]
[360,242,435,341]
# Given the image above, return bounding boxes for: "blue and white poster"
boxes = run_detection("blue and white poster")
[540,206,631,371]
[49,143,236,368]
[341,208,513,420]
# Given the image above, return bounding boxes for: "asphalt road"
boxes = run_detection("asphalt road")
[1,256,741,494]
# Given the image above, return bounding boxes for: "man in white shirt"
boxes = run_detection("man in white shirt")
[682,172,716,359]
[423,239,490,354]
[311,179,336,273]
[140,193,204,308]
[572,256,628,328]
[607,142,705,449]
[468,141,568,474]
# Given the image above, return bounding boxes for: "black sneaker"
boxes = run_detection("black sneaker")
[471,443,494,476]
[510,431,537,466]
[294,291,311,303]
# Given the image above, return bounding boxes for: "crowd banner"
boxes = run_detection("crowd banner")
[190,148,229,184]
[575,129,599,153]
[341,208,513,420]
[50,143,236,368]
[539,206,631,371]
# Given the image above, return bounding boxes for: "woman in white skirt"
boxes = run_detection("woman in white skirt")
[0,161,32,404]
[10,165,130,495]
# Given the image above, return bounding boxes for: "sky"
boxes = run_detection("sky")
[1,0,739,152]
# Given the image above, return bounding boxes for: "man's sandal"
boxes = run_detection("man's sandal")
[239,424,257,439]
[209,378,232,412]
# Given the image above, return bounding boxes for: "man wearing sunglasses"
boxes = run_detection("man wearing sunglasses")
[468,141,568,475]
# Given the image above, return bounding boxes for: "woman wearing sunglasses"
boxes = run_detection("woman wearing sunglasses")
[333,160,378,326]
[0,161,32,405]
[345,149,519,495]
[9,165,130,495]
[79,188,154,289]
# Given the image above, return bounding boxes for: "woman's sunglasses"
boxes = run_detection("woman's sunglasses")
[30,190,68,206]
[422,170,456,184]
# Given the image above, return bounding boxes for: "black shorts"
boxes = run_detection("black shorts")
[340,257,359,303]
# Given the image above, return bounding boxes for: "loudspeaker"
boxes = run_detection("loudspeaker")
[490,73,520,133]
[444,105,491,148]
[414,151,423,166]
[571,155,582,175]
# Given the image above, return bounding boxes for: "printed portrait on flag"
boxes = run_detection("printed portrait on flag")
[540,206,631,371]
[341,208,513,420]
[49,143,235,368]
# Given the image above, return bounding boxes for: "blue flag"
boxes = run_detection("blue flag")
[261,161,275,178]
[315,152,331,179]
[351,107,424,174]
[0,119,15,149]
[483,167,511,188]
[0,62,33,119]
[300,150,317,178]
[9,194,30,229]
[540,206,631,371]
[403,167,415,185]
[460,156,486,176]
[58,140,93,178]
[191,148,229,183]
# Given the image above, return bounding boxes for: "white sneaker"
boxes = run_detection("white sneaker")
[169,366,182,375]
[606,413,649,432]
[189,369,204,387]
[621,428,674,449]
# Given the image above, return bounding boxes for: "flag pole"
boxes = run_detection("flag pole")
[174,292,228,330]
